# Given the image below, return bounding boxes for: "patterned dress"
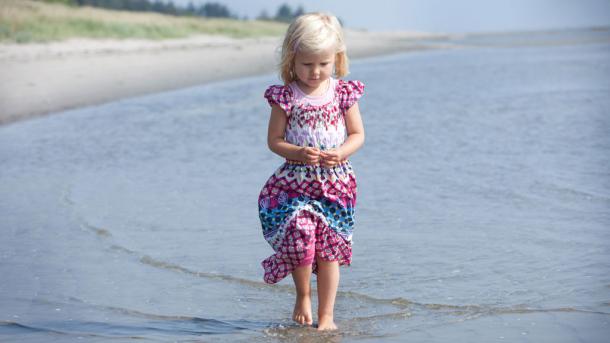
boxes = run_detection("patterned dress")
[258,77,364,284]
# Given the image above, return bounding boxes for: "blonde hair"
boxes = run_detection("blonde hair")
[279,12,349,85]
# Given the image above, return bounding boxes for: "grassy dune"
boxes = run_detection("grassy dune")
[0,0,287,43]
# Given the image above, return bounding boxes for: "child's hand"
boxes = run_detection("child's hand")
[298,147,321,165]
[320,148,345,167]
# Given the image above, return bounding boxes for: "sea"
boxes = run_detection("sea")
[1,27,609,342]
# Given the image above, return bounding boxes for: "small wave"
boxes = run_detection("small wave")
[350,311,413,322]
[77,219,294,293]
[348,303,610,324]
[81,220,610,319]
[0,317,270,339]
[69,201,610,325]
[0,321,64,335]
[25,295,274,331]
[531,179,610,204]
[0,320,141,339]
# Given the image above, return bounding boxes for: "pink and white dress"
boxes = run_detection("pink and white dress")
[258,77,364,284]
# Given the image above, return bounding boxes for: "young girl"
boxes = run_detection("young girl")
[258,12,365,331]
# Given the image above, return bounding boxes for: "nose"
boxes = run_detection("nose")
[311,66,320,77]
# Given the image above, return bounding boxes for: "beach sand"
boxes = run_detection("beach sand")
[0,30,449,125]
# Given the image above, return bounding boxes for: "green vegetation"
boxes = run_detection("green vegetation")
[0,0,288,43]
[39,0,235,18]
[259,3,304,23]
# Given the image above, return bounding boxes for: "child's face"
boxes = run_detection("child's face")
[294,48,336,91]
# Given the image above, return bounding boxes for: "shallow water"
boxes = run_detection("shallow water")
[1,28,609,342]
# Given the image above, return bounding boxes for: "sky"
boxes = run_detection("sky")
[171,0,610,34]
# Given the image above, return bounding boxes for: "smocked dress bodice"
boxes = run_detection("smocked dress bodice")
[264,78,364,151]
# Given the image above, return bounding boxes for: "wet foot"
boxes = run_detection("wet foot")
[317,314,337,331]
[293,295,313,326]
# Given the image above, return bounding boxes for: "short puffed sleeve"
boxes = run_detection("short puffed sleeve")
[338,79,365,111]
[264,85,293,115]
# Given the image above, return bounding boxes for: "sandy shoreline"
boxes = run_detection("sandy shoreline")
[0,30,451,125]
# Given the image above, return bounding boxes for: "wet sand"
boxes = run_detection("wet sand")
[0,30,448,125]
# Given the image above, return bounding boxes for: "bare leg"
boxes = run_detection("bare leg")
[316,257,339,330]
[291,264,313,325]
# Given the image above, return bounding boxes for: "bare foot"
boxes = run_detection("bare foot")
[317,314,337,331]
[293,295,313,326]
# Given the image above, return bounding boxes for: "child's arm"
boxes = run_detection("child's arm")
[267,105,321,164]
[321,102,365,167]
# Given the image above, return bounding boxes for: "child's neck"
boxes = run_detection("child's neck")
[296,78,330,97]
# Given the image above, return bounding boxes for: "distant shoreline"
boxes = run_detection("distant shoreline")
[0,30,450,126]
[2,0,603,126]
[1,25,606,126]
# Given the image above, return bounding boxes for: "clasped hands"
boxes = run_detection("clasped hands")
[298,147,345,167]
